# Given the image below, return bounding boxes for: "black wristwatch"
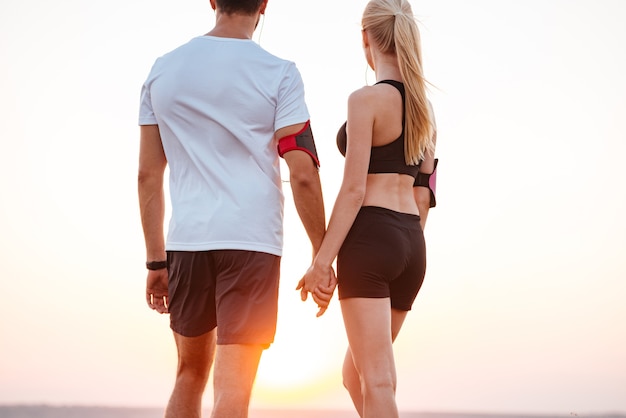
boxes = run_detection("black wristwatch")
[146,260,167,270]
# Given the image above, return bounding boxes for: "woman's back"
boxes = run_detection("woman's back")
[337,80,421,215]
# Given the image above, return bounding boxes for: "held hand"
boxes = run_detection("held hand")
[311,267,337,317]
[146,269,169,314]
[296,264,337,317]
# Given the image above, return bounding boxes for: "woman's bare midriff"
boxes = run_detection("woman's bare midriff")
[362,172,419,216]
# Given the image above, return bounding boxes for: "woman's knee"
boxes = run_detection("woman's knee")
[361,372,396,395]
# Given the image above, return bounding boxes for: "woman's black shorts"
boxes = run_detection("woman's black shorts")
[337,206,426,311]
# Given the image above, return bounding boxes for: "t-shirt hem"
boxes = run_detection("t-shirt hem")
[165,241,283,257]
[275,114,311,132]
[139,117,158,125]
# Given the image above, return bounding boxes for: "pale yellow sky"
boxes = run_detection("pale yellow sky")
[0,0,625,414]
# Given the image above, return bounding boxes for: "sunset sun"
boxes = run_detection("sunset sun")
[253,275,346,406]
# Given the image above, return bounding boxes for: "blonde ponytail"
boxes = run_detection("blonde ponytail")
[362,0,435,164]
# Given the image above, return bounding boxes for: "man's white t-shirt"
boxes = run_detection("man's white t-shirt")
[139,36,310,256]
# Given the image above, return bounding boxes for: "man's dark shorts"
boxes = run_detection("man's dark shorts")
[166,250,280,347]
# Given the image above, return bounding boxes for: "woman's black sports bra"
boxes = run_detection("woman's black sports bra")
[336,79,420,177]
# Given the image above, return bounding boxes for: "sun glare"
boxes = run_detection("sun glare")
[253,270,346,405]
[255,331,341,406]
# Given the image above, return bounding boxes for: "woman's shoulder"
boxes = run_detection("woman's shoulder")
[348,84,384,108]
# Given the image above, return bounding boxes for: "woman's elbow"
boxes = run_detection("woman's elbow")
[342,183,366,206]
[413,186,432,205]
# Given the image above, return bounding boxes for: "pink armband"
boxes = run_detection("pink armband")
[414,158,438,208]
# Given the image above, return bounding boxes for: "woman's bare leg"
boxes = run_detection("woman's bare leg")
[341,303,409,418]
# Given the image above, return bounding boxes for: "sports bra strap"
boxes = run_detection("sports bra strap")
[375,80,405,126]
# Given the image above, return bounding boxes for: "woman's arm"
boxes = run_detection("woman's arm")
[299,88,376,310]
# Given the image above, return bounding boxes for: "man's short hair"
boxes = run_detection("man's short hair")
[216,0,264,15]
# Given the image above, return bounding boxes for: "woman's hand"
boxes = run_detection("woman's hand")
[296,263,337,317]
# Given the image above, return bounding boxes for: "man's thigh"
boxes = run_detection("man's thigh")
[167,251,217,337]
[212,250,280,347]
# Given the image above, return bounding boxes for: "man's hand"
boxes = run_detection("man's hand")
[146,269,169,314]
[296,264,337,317]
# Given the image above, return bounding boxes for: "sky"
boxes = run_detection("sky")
[0,0,625,415]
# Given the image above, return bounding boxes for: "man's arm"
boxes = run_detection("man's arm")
[277,123,335,316]
[277,123,326,254]
[138,124,169,314]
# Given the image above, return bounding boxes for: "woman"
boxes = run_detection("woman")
[299,0,438,416]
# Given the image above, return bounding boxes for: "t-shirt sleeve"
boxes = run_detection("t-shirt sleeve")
[138,59,160,126]
[138,81,157,126]
[274,62,310,131]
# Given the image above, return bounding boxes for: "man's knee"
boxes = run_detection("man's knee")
[173,330,217,380]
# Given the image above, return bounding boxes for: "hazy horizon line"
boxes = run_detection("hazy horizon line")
[0,404,624,418]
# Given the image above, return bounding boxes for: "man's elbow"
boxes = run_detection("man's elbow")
[137,168,163,191]
[289,161,320,188]
[137,169,151,186]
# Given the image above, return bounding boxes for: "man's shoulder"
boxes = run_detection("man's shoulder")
[249,44,298,70]
[158,36,202,58]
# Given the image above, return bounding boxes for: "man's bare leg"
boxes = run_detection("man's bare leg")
[211,343,265,418]
[165,330,217,418]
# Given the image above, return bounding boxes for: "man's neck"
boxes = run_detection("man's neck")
[205,13,259,39]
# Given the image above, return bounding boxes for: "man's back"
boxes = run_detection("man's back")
[137,3,329,417]
[139,36,310,255]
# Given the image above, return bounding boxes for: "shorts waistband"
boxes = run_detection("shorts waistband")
[360,205,421,224]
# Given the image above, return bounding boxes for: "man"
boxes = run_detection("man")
[137,1,331,416]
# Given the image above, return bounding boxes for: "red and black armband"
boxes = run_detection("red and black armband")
[277,121,320,167]
[414,158,438,208]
